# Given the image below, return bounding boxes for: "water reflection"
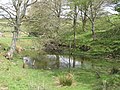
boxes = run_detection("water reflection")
[31,55,92,69]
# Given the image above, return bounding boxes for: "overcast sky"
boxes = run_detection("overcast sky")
[0,0,118,15]
[0,0,10,4]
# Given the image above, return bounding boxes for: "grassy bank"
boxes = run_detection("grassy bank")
[0,55,120,90]
[0,18,120,90]
[59,17,120,58]
[0,35,119,90]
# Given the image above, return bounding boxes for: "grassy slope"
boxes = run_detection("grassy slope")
[0,30,92,90]
[0,37,120,90]
[0,62,91,90]
[0,18,120,90]
[0,55,119,90]
[0,32,117,90]
[60,16,120,58]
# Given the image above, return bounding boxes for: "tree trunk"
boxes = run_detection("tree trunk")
[73,4,77,49]
[82,20,86,32]
[55,0,61,35]
[5,30,18,59]
[91,20,96,40]
[90,1,96,40]
[81,8,87,32]
[5,3,21,59]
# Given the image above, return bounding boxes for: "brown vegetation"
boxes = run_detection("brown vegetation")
[16,46,24,53]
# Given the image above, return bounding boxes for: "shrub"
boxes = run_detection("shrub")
[56,73,75,86]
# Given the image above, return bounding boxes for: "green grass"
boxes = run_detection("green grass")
[0,36,120,90]
[0,30,92,90]
[61,25,120,58]
[59,15,120,58]
[0,17,120,90]
[0,59,50,90]
[0,37,11,45]
[0,56,94,90]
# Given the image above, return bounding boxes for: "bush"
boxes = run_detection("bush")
[56,73,75,86]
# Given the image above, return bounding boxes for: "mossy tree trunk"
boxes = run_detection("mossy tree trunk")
[0,0,37,59]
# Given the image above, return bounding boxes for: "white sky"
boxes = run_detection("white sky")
[0,0,118,16]
[103,4,118,14]
[0,0,10,4]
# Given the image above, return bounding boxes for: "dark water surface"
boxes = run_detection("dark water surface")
[31,55,93,69]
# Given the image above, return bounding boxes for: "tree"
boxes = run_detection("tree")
[26,0,69,40]
[77,0,105,40]
[73,3,78,49]
[67,0,78,48]
[68,0,106,40]
[78,0,89,32]
[87,0,105,40]
[24,0,63,53]
[51,0,62,34]
[0,0,37,59]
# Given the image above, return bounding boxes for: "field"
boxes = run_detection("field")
[0,19,120,90]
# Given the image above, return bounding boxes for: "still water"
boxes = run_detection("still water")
[31,55,92,69]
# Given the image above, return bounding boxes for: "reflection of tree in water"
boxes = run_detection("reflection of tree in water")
[68,54,71,69]
[81,56,85,68]
[33,55,49,69]
[56,55,60,69]
[31,55,88,69]
[59,55,81,68]
[73,56,76,68]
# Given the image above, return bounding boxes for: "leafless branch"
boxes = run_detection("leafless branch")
[0,6,14,21]
[20,0,37,19]
[1,14,11,21]
[12,0,17,10]
[17,0,22,8]
[26,0,37,7]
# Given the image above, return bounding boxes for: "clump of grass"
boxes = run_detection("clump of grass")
[55,73,75,86]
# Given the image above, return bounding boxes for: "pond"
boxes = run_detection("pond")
[29,55,93,69]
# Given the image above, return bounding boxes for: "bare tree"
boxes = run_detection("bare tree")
[52,0,62,33]
[0,0,37,59]
[42,0,63,34]
[79,0,105,40]
[80,5,88,32]
[88,0,105,40]
[28,0,64,39]
[78,0,89,32]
